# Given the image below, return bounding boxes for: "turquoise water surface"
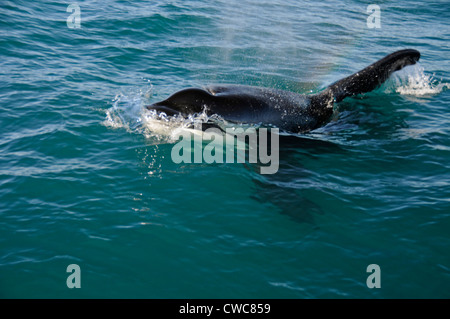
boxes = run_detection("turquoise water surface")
[1,0,449,298]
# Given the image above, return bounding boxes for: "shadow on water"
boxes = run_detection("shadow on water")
[134,118,346,227]
[249,133,345,227]
[246,84,429,226]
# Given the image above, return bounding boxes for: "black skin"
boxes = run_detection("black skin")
[147,49,420,133]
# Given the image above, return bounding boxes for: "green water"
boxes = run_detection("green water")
[0,0,449,298]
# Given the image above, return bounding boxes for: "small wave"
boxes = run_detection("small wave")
[385,63,448,96]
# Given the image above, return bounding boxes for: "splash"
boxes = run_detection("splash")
[103,86,151,132]
[103,86,230,143]
[385,63,447,96]
[141,108,224,142]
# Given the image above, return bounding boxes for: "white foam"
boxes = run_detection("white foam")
[386,63,448,96]
[103,86,235,143]
[103,86,152,132]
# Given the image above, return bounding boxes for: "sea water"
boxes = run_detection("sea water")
[0,0,449,298]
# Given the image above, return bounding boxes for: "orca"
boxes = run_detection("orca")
[147,49,420,133]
